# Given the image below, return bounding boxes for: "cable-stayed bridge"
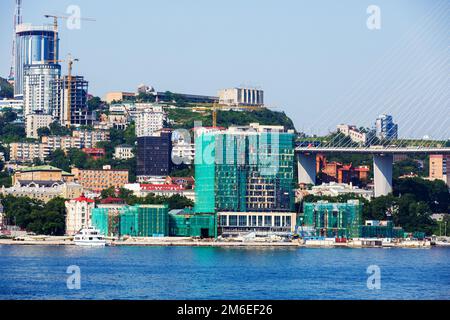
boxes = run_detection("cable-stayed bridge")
[295,0,450,197]
[295,146,450,198]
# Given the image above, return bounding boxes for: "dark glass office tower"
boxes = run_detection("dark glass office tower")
[137,130,172,178]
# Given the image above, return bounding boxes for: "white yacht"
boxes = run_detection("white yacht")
[74,227,107,246]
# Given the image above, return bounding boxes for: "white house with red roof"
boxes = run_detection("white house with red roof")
[65,194,95,236]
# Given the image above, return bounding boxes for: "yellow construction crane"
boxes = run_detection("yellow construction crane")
[44,14,95,61]
[46,55,79,127]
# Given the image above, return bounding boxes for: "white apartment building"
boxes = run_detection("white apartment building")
[25,113,53,139]
[65,195,95,236]
[114,145,134,160]
[337,124,368,145]
[172,138,195,165]
[23,64,60,116]
[41,135,81,153]
[72,129,110,148]
[135,105,166,137]
[218,87,264,106]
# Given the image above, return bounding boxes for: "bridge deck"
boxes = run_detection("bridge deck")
[295,147,450,154]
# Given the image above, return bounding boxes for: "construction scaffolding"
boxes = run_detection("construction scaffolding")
[302,200,362,238]
[91,204,169,237]
[91,208,110,236]
[120,205,169,237]
[169,213,217,238]
[195,130,295,214]
[359,224,404,238]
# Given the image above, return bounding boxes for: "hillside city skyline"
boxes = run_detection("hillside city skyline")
[0,0,448,139]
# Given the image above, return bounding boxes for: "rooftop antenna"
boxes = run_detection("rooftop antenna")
[9,0,22,81]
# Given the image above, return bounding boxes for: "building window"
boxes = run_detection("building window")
[229,215,237,226]
[274,216,281,227]
[285,216,291,226]
[238,216,247,226]
[264,216,272,226]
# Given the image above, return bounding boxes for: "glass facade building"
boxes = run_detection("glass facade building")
[15,24,59,99]
[194,127,296,214]
[137,130,173,178]
[375,114,398,140]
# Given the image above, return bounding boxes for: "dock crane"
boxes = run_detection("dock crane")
[44,14,95,61]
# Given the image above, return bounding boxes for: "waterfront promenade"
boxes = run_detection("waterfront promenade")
[0,237,436,248]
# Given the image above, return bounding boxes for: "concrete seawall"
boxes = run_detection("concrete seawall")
[0,238,434,248]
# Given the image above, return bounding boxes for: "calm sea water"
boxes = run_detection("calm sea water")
[0,245,449,300]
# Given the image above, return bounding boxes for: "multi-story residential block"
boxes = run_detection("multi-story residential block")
[135,105,166,137]
[337,124,371,145]
[23,64,60,116]
[218,87,264,106]
[114,145,134,160]
[9,142,48,163]
[194,124,296,234]
[375,114,398,140]
[71,167,129,192]
[429,154,449,185]
[25,113,53,139]
[172,136,195,165]
[105,114,128,130]
[65,195,95,235]
[41,135,81,153]
[72,129,110,148]
[137,129,172,179]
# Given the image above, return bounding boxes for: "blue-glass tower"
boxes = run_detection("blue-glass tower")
[14,24,59,99]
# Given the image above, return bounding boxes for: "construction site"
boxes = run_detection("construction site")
[300,200,363,238]
[194,127,296,213]
[92,204,169,238]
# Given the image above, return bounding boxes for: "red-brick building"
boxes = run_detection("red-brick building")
[316,154,369,184]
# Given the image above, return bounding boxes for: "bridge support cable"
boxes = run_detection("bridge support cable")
[312,1,449,145]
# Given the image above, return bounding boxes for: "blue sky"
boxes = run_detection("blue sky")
[0,0,448,139]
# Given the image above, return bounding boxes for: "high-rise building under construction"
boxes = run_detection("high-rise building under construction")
[194,124,296,234]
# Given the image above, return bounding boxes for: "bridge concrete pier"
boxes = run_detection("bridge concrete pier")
[297,153,316,185]
[373,154,393,197]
